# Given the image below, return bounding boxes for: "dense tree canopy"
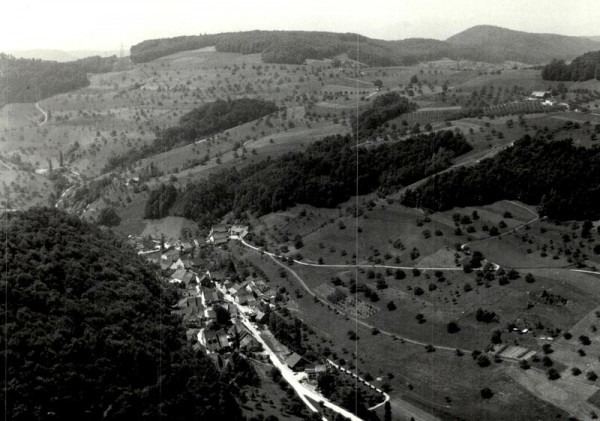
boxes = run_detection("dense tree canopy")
[542,51,600,81]
[129,30,524,66]
[0,208,244,420]
[171,131,471,227]
[352,92,417,138]
[402,136,600,220]
[144,183,178,219]
[0,54,118,107]
[104,98,278,171]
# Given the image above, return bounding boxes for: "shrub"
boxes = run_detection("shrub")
[447,322,460,334]
[480,388,493,399]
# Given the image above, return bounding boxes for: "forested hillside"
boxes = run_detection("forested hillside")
[168,131,472,227]
[104,97,278,171]
[130,27,600,66]
[130,31,393,65]
[1,208,245,420]
[0,54,118,107]
[402,136,600,220]
[542,51,600,81]
[129,30,490,66]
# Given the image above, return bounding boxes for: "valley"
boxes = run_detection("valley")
[3,21,600,421]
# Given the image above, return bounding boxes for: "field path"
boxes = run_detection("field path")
[461,201,540,251]
[236,238,452,420]
[35,102,48,126]
[238,237,471,354]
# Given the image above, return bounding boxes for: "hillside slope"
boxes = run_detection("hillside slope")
[447,25,600,64]
[130,27,600,66]
[1,208,245,420]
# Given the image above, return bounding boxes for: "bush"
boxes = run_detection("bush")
[480,388,493,399]
[547,368,560,380]
[447,321,460,334]
[97,207,121,227]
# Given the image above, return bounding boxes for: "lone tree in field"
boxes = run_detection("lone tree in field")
[447,321,460,334]
[480,387,493,399]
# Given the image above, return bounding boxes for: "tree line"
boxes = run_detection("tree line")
[158,131,472,226]
[402,135,600,220]
[104,97,278,172]
[129,30,521,66]
[542,51,600,81]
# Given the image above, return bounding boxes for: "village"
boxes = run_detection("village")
[127,223,386,419]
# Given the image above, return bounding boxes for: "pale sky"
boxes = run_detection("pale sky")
[2,0,600,52]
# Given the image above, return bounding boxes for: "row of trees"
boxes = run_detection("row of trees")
[402,136,600,220]
[171,131,472,227]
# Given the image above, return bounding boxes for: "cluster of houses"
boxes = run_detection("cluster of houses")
[207,224,249,245]
[134,236,283,369]
[132,228,331,378]
[527,91,569,108]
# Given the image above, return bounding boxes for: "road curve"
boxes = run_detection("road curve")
[35,102,48,126]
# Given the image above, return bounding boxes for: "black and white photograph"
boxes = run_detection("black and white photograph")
[2,1,600,420]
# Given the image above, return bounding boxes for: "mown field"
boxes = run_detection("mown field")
[243,196,600,418]
[234,242,576,421]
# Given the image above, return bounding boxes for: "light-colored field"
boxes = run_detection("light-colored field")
[141,216,197,241]
[507,365,599,420]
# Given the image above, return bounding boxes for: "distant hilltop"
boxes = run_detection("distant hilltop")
[129,25,600,66]
[7,49,121,62]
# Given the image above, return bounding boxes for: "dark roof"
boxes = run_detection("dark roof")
[285,353,304,369]
[185,297,204,309]
[212,224,229,233]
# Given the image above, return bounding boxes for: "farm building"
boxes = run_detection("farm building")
[208,224,230,245]
[529,91,550,100]
[285,352,306,371]
[230,225,249,238]
[305,364,327,380]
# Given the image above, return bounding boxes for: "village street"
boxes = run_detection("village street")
[217,285,364,421]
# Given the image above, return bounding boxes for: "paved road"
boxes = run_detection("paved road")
[237,238,451,420]
[240,238,462,272]
[219,287,363,421]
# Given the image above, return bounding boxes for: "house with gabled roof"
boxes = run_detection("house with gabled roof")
[208,224,230,245]
[171,268,187,283]
[201,287,221,306]
[230,225,249,239]
[202,330,221,353]
[285,353,306,371]
[170,258,185,271]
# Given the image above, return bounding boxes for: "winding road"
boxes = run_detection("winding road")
[219,284,364,421]
[35,102,48,126]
